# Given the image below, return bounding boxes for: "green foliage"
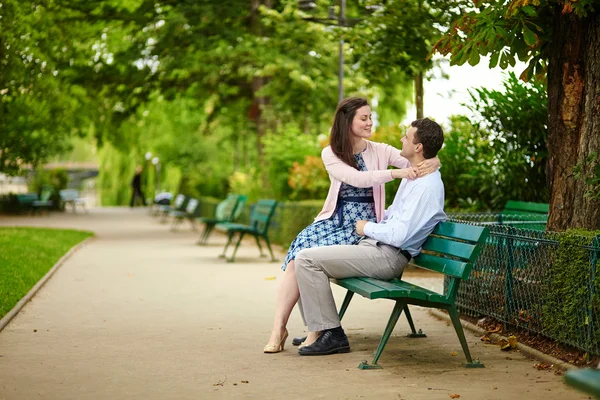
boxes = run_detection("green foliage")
[467,72,548,208]
[262,125,322,199]
[574,152,600,201]
[28,168,70,194]
[438,116,493,212]
[97,143,138,206]
[271,200,325,248]
[542,229,600,352]
[0,227,93,319]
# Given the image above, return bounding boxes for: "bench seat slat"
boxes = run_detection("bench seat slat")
[333,278,391,299]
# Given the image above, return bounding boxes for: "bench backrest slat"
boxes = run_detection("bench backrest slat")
[502,200,549,215]
[17,193,38,205]
[249,199,278,235]
[215,194,247,222]
[421,237,477,260]
[173,194,185,209]
[185,198,199,214]
[413,221,489,280]
[59,189,79,201]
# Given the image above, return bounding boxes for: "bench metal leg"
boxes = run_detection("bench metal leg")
[219,231,236,258]
[254,235,266,257]
[198,224,215,245]
[338,291,354,321]
[263,236,276,262]
[171,217,182,232]
[404,306,426,338]
[359,300,406,370]
[447,305,484,368]
[228,232,245,262]
[187,217,197,231]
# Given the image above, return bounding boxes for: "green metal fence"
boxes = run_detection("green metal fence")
[447,213,600,355]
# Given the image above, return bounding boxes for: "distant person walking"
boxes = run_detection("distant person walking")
[130,165,146,207]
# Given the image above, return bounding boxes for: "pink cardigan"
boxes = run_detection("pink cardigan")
[314,140,410,222]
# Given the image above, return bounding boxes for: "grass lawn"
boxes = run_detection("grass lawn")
[0,227,94,320]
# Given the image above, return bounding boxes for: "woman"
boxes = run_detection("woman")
[264,97,439,353]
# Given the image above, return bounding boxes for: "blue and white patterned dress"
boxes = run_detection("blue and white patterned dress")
[282,151,377,270]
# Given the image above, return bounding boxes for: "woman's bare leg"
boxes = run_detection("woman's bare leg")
[266,260,300,345]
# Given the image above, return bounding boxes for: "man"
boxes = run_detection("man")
[130,165,146,207]
[295,118,446,356]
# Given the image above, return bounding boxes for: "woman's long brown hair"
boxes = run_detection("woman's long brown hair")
[329,97,369,170]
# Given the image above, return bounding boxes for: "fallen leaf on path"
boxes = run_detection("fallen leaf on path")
[488,324,502,333]
[451,352,457,357]
[498,335,517,351]
[449,394,460,399]
[241,380,249,384]
[534,362,552,370]
[264,276,276,280]
[480,335,491,343]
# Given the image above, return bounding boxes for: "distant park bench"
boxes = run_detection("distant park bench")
[170,197,201,231]
[16,191,53,214]
[217,199,278,262]
[197,194,247,245]
[158,194,186,223]
[59,189,87,213]
[332,221,489,369]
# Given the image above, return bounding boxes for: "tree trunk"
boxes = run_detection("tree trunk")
[415,71,424,119]
[546,9,600,231]
[249,0,271,169]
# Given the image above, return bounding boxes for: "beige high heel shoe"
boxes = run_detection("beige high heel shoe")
[264,330,289,353]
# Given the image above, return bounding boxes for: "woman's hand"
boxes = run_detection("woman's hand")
[416,156,441,176]
[391,167,418,180]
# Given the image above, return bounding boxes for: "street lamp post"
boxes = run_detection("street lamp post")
[300,0,375,104]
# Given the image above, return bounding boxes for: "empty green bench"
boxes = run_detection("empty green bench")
[217,199,278,262]
[16,191,53,214]
[59,189,87,213]
[333,221,490,369]
[170,198,201,231]
[197,194,247,245]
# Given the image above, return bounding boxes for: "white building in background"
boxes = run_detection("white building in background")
[0,173,28,195]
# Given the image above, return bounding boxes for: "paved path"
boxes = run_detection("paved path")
[0,208,586,399]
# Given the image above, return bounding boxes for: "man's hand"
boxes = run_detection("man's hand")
[356,220,368,236]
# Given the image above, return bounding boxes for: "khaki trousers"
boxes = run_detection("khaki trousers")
[295,238,409,332]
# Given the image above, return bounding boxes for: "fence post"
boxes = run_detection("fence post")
[505,226,516,329]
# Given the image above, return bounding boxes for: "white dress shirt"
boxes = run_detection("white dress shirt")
[363,170,446,256]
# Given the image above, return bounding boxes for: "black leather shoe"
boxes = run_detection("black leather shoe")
[292,336,307,346]
[298,330,350,356]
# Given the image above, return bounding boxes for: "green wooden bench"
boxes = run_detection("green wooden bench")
[197,194,247,245]
[159,194,186,223]
[498,200,548,230]
[332,221,490,369]
[170,197,201,231]
[564,366,600,399]
[217,199,278,262]
[16,191,53,214]
[59,189,87,213]
[502,200,549,215]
